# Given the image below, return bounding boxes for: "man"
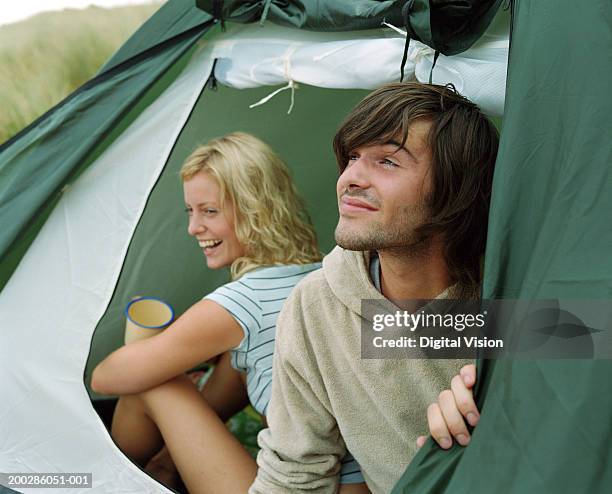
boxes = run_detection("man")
[249,82,499,493]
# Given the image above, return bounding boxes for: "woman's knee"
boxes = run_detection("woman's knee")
[113,394,146,423]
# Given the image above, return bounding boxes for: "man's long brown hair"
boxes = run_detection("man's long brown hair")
[333,82,499,288]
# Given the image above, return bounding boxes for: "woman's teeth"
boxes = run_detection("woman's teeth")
[199,239,222,248]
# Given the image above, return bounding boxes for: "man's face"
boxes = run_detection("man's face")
[335,119,434,252]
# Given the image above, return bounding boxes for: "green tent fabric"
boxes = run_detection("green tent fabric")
[0,1,213,291]
[393,0,612,492]
[195,0,407,30]
[404,0,505,55]
[101,1,212,71]
[195,0,504,55]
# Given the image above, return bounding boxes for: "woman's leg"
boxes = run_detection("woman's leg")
[198,350,249,422]
[111,352,248,465]
[143,352,250,486]
[138,373,257,494]
[111,394,165,466]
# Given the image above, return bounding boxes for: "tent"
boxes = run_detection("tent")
[393,0,612,492]
[0,1,509,492]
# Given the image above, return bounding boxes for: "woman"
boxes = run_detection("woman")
[91,132,370,494]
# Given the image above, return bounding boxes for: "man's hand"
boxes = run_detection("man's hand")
[416,364,479,450]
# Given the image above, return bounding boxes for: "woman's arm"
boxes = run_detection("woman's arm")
[91,299,244,396]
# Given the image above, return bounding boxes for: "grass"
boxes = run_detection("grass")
[0,3,162,144]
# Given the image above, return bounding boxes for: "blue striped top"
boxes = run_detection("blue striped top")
[204,262,321,415]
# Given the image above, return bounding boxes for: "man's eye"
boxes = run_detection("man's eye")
[380,158,398,168]
[346,155,358,167]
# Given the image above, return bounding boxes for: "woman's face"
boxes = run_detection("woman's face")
[183,171,245,270]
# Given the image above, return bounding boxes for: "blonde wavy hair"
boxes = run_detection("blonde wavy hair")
[180,132,322,280]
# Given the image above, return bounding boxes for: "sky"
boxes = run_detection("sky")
[0,1,156,27]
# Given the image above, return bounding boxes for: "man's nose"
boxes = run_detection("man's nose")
[339,156,371,190]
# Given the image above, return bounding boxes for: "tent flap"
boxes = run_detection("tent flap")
[100,0,212,72]
[196,0,505,55]
[405,0,505,55]
[393,0,612,491]
[195,0,406,31]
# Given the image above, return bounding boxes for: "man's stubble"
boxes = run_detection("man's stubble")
[334,202,432,257]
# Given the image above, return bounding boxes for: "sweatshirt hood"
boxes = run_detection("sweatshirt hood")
[322,246,392,320]
[322,246,474,321]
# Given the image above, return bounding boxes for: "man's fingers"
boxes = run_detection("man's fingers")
[427,403,452,449]
[416,435,427,449]
[438,390,470,446]
[450,375,480,427]
[460,364,476,388]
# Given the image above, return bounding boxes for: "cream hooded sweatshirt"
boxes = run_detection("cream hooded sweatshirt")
[250,247,472,494]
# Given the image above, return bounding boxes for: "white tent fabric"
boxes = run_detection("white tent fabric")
[0,12,509,493]
[208,9,509,115]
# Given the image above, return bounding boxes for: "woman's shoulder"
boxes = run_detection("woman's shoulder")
[237,262,322,288]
